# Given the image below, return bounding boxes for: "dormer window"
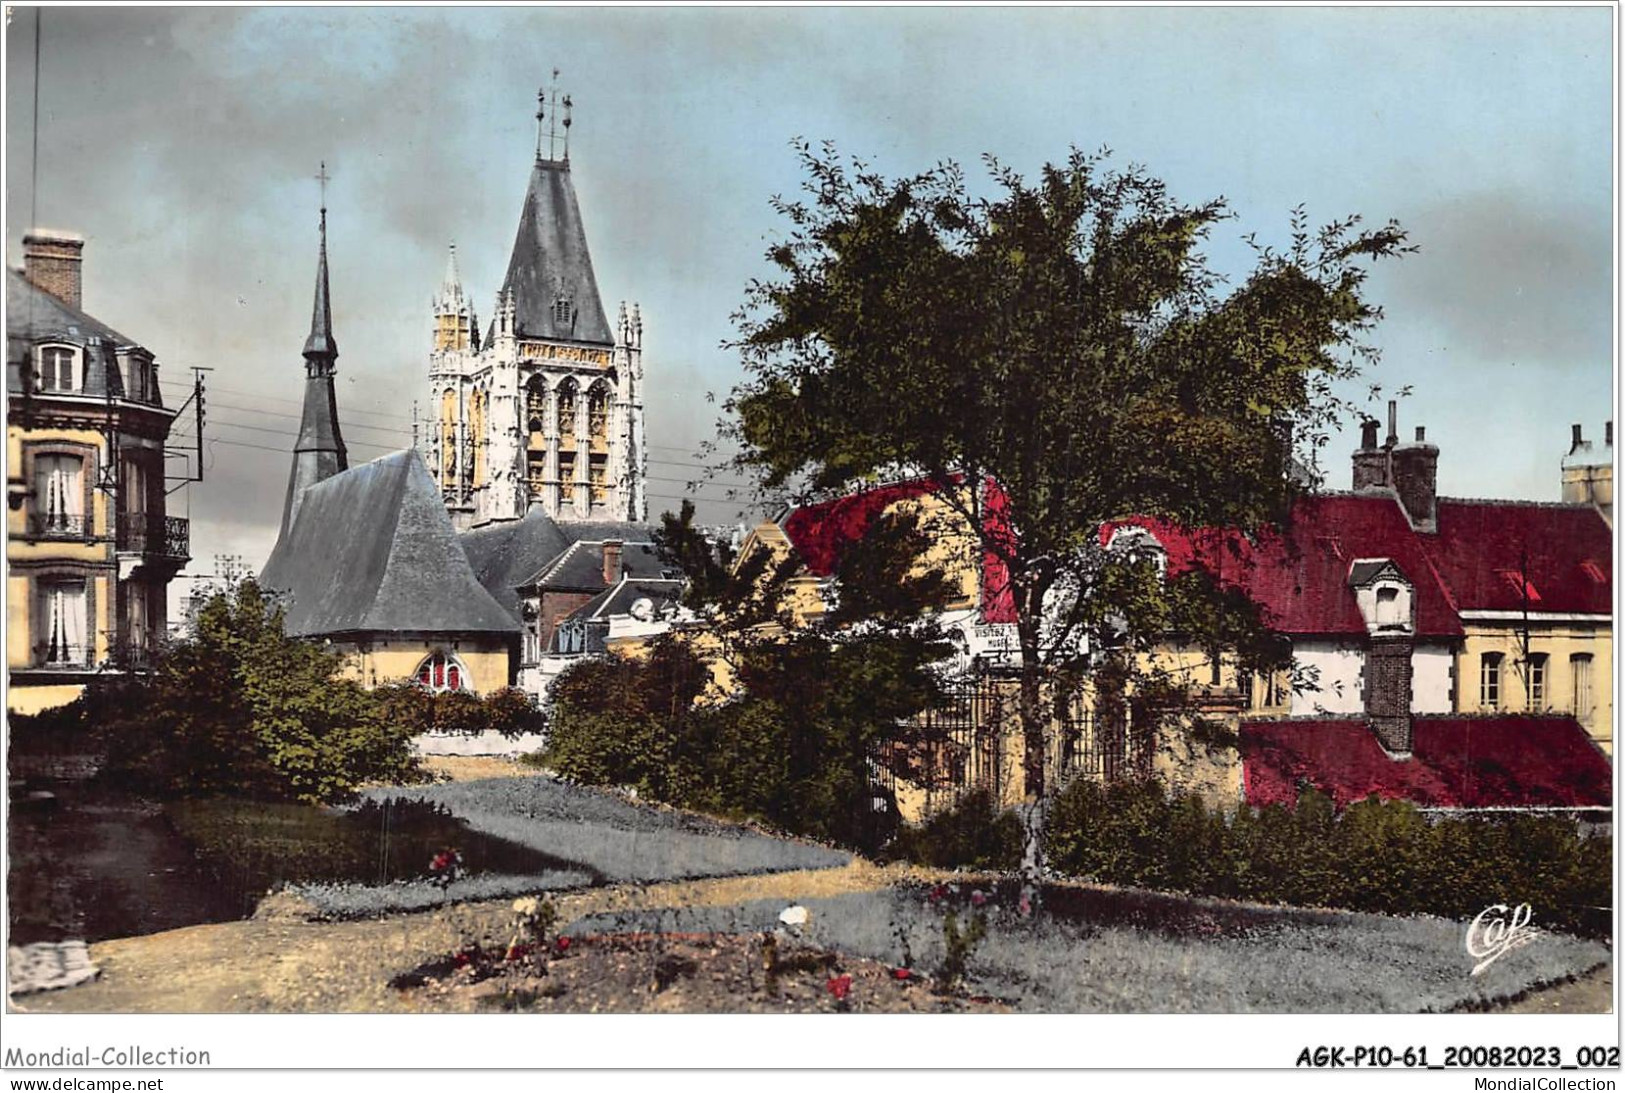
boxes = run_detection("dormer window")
[1348,559,1413,634]
[1374,585,1401,629]
[1106,526,1168,577]
[36,344,80,393]
[553,297,573,326]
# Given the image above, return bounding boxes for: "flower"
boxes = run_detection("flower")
[891,967,912,981]
[555,936,572,953]
[825,974,853,1001]
[970,890,988,908]
[927,884,948,904]
[778,905,809,927]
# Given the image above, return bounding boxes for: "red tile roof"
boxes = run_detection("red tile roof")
[1427,500,1612,615]
[779,475,1017,624]
[1107,494,1464,638]
[1242,717,1612,810]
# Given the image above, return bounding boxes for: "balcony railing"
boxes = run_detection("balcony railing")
[23,511,92,541]
[116,515,190,560]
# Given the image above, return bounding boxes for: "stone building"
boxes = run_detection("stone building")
[421,90,646,530]
[5,231,191,714]
[262,203,519,698]
[1562,420,1612,525]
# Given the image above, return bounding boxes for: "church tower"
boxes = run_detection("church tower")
[423,85,646,528]
[281,170,348,538]
[425,244,482,525]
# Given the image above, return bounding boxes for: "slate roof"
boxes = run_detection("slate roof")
[521,540,667,592]
[458,511,658,620]
[500,159,613,346]
[5,268,158,404]
[1242,717,1612,810]
[261,450,518,637]
[553,577,684,654]
[461,508,574,620]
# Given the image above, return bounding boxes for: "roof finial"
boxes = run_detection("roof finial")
[562,93,572,161]
[542,87,555,162]
[316,160,330,226]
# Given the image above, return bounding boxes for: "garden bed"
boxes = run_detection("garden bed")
[552,881,1612,1013]
[391,930,1009,1013]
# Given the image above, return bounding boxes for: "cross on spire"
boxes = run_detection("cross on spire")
[316,160,330,218]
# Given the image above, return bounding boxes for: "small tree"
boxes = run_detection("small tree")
[726,143,1410,900]
[100,579,423,803]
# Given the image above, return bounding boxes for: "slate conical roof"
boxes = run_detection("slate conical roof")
[281,209,348,538]
[262,450,519,638]
[499,158,613,345]
[303,210,339,361]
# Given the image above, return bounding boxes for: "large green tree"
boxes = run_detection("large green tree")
[726,143,1410,893]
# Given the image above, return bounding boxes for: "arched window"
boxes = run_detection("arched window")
[415,651,468,693]
[557,382,578,438]
[588,385,609,440]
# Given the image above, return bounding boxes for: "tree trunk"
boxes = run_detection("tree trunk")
[1015,606,1047,916]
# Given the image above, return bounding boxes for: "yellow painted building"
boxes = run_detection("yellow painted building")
[6,234,190,715]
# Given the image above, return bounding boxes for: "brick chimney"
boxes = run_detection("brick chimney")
[23,230,85,310]
[1389,425,1439,533]
[1351,401,1437,532]
[1352,418,1386,491]
[601,540,623,585]
[1365,636,1414,755]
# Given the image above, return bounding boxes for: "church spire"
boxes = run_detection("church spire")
[303,163,338,367]
[280,163,349,539]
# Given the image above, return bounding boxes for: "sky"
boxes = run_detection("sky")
[4,5,1615,595]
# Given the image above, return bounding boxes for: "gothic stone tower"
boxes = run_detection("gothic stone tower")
[424,89,646,530]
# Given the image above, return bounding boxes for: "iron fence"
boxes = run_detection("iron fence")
[874,676,1156,819]
[24,511,91,540]
[116,515,190,559]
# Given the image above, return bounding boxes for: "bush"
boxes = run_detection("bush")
[1043,779,1612,936]
[887,790,1023,871]
[375,683,544,739]
[542,632,923,854]
[97,580,425,803]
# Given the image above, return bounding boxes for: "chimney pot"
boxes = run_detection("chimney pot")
[1386,400,1398,447]
[1414,426,1425,443]
[1607,421,1614,447]
[22,229,85,311]
[1572,423,1584,451]
[602,540,623,585]
[1360,419,1380,450]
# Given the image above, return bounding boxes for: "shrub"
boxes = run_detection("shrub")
[375,683,544,739]
[97,580,424,803]
[1043,779,1612,936]
[887,790,1023,871]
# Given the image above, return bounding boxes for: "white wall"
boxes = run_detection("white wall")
[1289,639,1457,716]
[1412,643,1454,713]
[414,730,548,757]
[1290,641,1365,715]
